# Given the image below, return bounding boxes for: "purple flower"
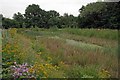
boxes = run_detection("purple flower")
[10,62,31,78]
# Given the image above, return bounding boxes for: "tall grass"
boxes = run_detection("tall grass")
[14,28,118,78]
[62,28,118,40]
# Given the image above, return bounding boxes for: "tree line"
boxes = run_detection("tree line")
[78,2,119,29]
[1,2,119,29]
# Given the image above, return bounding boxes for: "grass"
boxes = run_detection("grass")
[1,28,118,78]
[62,28,118,40]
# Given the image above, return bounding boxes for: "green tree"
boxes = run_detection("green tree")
[47,10,60,28]
[24,4,46,28]
[2,17,19,29]
[13,12,24,28]
[60,13,77,28]
[48,10,60,18]
[78,2,119,29]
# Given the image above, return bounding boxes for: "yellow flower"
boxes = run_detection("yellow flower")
[28,68,34,73]
[6,62,12,65]
[43,71,48,77]
[47,57,52,61]
[38,52,42,55]
[98,69,111,78]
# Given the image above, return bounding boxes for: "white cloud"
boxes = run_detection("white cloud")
[0,0,97,18]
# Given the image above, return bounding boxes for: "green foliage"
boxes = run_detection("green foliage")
[2,4,78,29]
[2,18,19,29]
[2,2,119,29]
[80,2,106,17]
[13,12,24,28]
[48,10,59,16]
[60,13,78,28]
[24,4,45,28]
[78,2,119,29]
[65,65,99,78]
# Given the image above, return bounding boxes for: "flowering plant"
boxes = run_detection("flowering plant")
[10,62,33,78]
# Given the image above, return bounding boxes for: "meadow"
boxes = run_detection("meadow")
[1,28,118,78]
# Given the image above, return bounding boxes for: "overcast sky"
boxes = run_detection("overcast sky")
[0,0,97,18]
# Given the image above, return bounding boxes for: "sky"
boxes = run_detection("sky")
[0,0,98,18]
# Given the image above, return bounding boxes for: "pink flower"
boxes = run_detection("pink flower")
[10,62,34,78]
[14,62,17,65]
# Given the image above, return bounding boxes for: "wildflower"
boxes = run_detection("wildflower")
[14,62,16,65]
[7,62,12,65]
[10,62,30,78]
[38,52,42,55]
[47,57,52,61]
[98,69,111,78]
[28,68,34,73]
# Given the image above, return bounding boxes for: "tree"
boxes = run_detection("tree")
[2,17,19,29]
[60,13,77,28]
[13,12,24,28]
[47,10,60,28]
[78,2,119,29]
[24,4,45,28]
[79,5,85,14]
[48,17,60,28]
[48,10,60,18]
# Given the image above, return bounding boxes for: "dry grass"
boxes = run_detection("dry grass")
[15,28,118,78]
[34,36,118,77]
[60,33,117,48]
